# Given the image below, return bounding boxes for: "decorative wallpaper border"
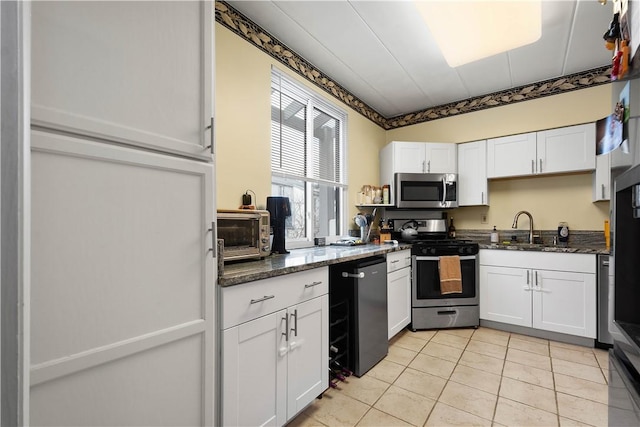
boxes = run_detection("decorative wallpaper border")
[216,1,612,130]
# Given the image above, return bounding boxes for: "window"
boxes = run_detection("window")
[271,68,347,247]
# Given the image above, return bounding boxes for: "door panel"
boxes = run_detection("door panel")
[223,311,287,427]
[30,131,215,425]
[287,296,328,420]
[31,1,213,160]
[533,270,597,338]
[479,266,532,327]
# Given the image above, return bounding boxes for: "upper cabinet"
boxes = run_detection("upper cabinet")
[31,1,214,161]
[380,141,457,202]
[487,123,595,179]
[457,140,488,206]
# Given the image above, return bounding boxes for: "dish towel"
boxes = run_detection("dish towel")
[439,255,462,294]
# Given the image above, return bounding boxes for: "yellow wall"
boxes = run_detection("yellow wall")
[217,21,611,233]
[215,24,386,221]
[387,85,613,231]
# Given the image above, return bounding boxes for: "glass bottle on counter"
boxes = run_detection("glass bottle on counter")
[448,217,456,239]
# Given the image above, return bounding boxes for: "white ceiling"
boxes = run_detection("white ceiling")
[227,0,614,118]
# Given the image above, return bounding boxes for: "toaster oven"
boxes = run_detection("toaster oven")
[217,209,270,262]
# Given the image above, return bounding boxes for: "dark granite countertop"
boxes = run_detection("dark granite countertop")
[219,243,412,287]
[478,242,610,255]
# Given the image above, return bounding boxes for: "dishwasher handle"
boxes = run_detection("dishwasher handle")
[341,272,365,279]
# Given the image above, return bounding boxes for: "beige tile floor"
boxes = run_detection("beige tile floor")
[289,327,610,427]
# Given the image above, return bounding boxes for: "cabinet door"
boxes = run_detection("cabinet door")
[31,1,213,160]
[425,142,457,173]
[222,310,287,427]
[30,131,215,426]
[537,123,595,175]
[479,266,532,327]
[392,142,427,173]
[387,268,412,339]
[487,133,537,178]
[458,140,488,206]
[287,295,329,420]
[593,152,611,201]
[532,270,597,338]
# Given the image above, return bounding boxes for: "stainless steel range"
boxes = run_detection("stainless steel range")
[390,218,480,330]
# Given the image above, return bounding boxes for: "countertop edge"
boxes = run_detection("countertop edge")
[218,244,412,287]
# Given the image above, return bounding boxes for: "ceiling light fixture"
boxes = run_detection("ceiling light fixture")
[415,1,542,68]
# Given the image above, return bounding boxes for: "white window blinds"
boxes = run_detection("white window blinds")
[270,69,345,186]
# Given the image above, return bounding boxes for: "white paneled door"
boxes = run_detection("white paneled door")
[30,132,215,425]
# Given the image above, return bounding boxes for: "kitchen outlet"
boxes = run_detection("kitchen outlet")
[480,214,488,224]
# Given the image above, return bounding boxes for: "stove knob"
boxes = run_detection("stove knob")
[458,247,465,255]
[430,248,437,255]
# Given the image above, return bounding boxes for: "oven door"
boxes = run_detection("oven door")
[412,255,478,307]
[395,173,457,209]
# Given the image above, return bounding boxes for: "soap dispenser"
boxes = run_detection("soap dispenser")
[490,226,499,243]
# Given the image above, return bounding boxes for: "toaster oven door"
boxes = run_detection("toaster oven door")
[217,215,262,261]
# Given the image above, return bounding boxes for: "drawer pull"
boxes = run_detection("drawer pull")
[250,295,275,304]
[304,281,322,288]
[390,260,400,264]
[342,272,365,279]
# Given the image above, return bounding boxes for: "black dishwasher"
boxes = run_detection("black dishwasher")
[329,256,388,377]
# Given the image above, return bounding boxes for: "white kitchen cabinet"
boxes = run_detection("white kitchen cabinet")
[221,268,329,426]
[386,250,412,339]
[457,140,489,206]
[487,132,537,178]
[31,1,214,160]
[479,250,596,338]
[536,123,596,174]
[593,152,611,201]
[380,141,457,204]
[480,265,532,327]
[30,131,216,426]
[29,3,217,424]
[487,123,595,178]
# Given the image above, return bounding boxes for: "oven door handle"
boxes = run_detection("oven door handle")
[414,255,477,261]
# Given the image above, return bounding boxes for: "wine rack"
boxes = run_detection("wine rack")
[328,300,351,388]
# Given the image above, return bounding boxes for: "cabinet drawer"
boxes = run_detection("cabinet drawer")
[387,250,411,273]
[221,267,328,329]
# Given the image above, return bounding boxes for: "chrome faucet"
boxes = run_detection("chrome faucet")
[512,210,534,244]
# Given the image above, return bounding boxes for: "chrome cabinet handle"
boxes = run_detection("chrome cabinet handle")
[282,314,289,341]
[531,160,535,174]
[342,272,365,279]
[250,295,275,304]
[526,270,530,285]
[390,260,400,264]
[422,160,426,173]
[602,184,606,199]
[205,117,214,154]
[304,281,322,288]
[481,191,484,204]
[208,221,216,258]
[539,159,543,173]
[427,160,431,173]
[291,309,298,337]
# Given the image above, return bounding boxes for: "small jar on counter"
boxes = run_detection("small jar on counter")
[382,185,390,204]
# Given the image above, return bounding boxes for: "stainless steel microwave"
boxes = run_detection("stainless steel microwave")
[217,209,270,262]
[394,172,458,209]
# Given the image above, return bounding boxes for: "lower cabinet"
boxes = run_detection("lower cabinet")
[479,250,596,338]
[221,268,329,426]
[387,250,412,339]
